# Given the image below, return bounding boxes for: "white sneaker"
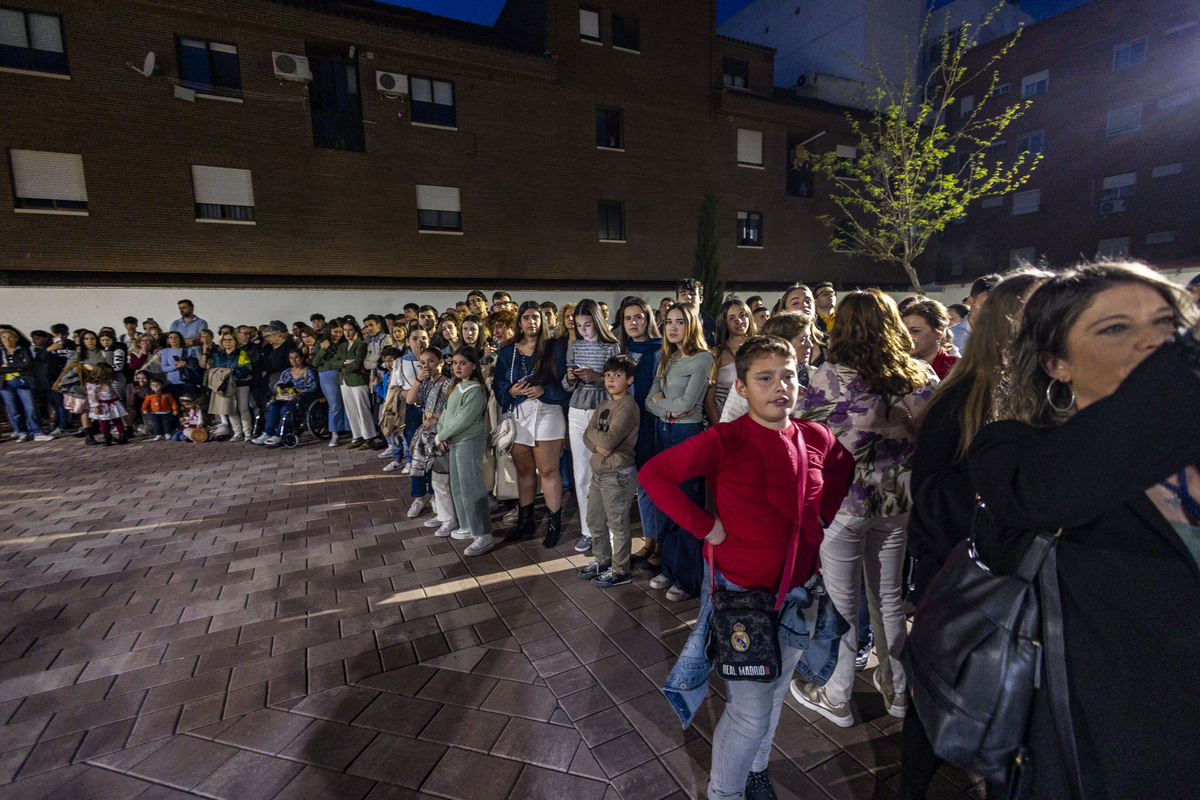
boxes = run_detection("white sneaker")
[423,517,446,528]
[400,463,411,475]
[329,433,340,447]
[251,434,268,445]
[377,447,396,459]
[649,574,673,590]
[383,461,403,473]
[665,585,691,602]
[450,528,473,540]
[33,434,54,442]
[16,434,30,442]
[872,668,908,719]
[502,506,520,525]
[434,520,458,537]
[406,498,428,518]
[49,428,64,436]
[464,534,496,556]
[263,436,281,446]
[153,435,165,441]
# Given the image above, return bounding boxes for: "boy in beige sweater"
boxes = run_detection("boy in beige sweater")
[578,354,641,588]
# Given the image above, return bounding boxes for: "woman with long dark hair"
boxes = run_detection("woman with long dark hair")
[704,298,756,425]
[493,300,569,545]
[794,289,936,727]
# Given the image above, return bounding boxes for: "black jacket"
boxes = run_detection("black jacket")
[967,341,1200,799]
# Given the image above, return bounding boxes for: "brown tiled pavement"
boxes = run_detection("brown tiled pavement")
[0,437,982,799]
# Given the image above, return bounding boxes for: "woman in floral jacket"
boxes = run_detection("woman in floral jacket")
[792,289,937,729]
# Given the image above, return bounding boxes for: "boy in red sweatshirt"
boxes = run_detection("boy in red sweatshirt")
[641,335,854,800]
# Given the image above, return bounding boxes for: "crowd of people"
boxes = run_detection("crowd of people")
[2,266,1199,800]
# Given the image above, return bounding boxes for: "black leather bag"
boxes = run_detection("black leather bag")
[903,501,1083,795]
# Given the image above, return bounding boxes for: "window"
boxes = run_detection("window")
[580,6,600,43]
[598,201,624,241]
[1159,92,1189,109]
[1009,247,1035,266]
[1097,236,1131,258]
[411,76,455,128]
[0,8,66,74]
[1145,231,1176,245]
[722,56,748,89]
[786,134,814,197]
[177,38,240,97]
[1101,172,1136,201]
[1021,70,1048,98]
[1152,163,1183,178]
[307,46,364,152]
[1011,189,1040,215]
[192,165,254,222]
[596,108,622,149]
[416,185,461,233]
[981,196,1003,208]
[1106,104,1142,136]
[612,13,639,51]
[9,149,86,212]
[737,129,762,166]
[1113,37,1148,70]
[989,82,1010,97]
[1017,130,1044,154]
[987,139,1008,153]
[960,94,974,115]
[736,211,762,247]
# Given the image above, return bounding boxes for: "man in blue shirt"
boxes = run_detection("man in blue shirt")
[169,299,208,347]
[949,274,998,352]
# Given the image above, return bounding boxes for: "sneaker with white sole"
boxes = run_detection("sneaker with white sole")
[577,560,608,580]
[49,428,64,436]
[328,433,340,447]
[791,681,854,727]
[649,574,673,590]
[872,668,908,718]
[450,528,473,540]
[407,498,428,518]
[423,517,446,528]
[502,506,520,525]
[434,520,458,537]
[400,463,411,475]
[574,535,593,554]
[263,435,281,446]
[464,534,495,556]
[251,434,269,445]
[16,434,30,443]
[592,569,631,589]
[383,461,403,472]
[377,447,396,459]
[152,435,165,441]
[665,585,691,602]
[33,434,54,442]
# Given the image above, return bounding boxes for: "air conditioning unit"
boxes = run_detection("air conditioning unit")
[1099,198,1127,214]
[272,52,312,82]
[375,71,408,95]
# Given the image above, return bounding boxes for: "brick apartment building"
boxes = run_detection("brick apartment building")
[0,0,899,292]
[937,0,1200,280]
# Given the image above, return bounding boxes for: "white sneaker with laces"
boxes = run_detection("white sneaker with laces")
[423,517,445,528]
[400,463,411,475]
[263,436,282,446]
[49,428,64,436]
[665,585,691,602]
[329,433,340,447]
[434,520,458,537]
[377,447,396,459]
[34,434,54,442]
[16,434,30,443]
[407,498,428,518]
[450,528,473,540]
[383,461,403,473]
[153,435,165,441]
[464,534,495,556]
[649,574,673,590]
[502,507,520,525]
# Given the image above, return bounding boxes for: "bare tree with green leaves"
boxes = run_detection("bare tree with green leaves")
[803,2,1042,292]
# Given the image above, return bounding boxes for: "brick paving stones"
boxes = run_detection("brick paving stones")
[0,438,981,799]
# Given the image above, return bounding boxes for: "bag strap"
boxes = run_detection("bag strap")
[1039,539,1086,800]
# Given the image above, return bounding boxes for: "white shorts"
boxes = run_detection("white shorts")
[511,399,565,446]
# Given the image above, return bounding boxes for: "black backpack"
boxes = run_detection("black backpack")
[902,501,1084,796]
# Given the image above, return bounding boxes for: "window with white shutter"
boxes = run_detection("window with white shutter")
[192,165,254,222]
[416,185,462,232]
[737,129,763,167]
[10,150,87,212]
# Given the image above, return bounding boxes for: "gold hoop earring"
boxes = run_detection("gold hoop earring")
[1046,378,1075,413]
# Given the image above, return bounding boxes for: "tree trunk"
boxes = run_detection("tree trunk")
[902,259,924,294]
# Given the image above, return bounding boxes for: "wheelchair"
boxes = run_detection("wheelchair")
[258,392,331,448]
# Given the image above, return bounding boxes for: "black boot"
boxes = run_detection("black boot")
[103,433,113,447]
[504,504,535,543]
[541,508,562,549]
[745,769,778,800]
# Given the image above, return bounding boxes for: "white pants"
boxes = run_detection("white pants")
[220,386,253,437]
[340,384,374,441]
[819,512,909,705]
[430,471,456,526]
[567,406,596,539]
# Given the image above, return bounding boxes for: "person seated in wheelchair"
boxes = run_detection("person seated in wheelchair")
[253,349,317,447]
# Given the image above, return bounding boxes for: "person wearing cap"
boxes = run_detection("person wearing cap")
[949,274,1000,351]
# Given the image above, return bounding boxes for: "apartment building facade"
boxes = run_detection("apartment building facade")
[937,0,1200,279]
[0,0,896,291]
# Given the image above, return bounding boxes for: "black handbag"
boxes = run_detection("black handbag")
[903,500,1084,796]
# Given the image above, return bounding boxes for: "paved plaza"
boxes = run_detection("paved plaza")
[0,437,981,800]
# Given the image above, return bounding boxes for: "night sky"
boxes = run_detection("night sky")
[375,0,1094,27]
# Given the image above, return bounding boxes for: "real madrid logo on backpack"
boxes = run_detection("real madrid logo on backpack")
[731,622,750,652]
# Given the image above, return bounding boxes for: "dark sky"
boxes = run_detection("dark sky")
[375,0,1093,26]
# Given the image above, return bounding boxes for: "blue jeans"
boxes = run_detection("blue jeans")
[655,420,705,596]
[318,370,348,433]
[263,399,297,437]
[636,484,658,541]
[405,405,430,498]
[0,385,44,436]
